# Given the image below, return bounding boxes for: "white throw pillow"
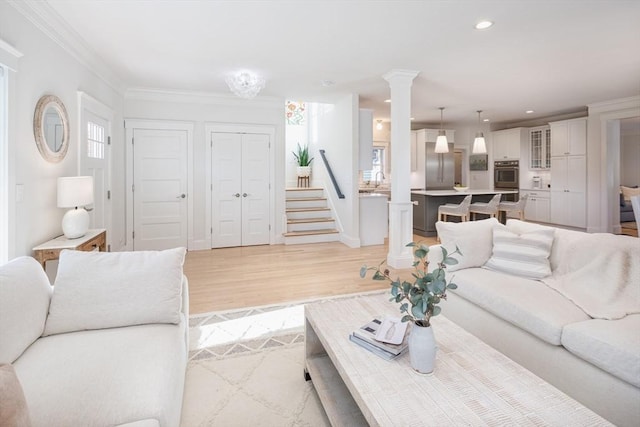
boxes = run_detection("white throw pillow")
[484,225,554,280]
[435,218,499,271]
[0,257,52,364]
[43,247,186,336]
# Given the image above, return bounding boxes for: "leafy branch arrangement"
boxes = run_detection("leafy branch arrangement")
[292,143,314,167]
[360,243,461,327]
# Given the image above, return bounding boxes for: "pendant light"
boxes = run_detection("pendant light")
[472,110,487,154]
[434,107,449,153]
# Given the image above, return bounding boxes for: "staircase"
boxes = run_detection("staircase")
[283,188,339,245]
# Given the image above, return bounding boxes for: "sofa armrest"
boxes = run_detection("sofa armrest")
[181,275,189,318]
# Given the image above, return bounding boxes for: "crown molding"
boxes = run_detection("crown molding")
[125,87,284,109]
[588,95,640,115]
[8,0,124,93]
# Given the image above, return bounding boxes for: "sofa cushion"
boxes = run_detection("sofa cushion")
[0,364,31,427]
[447,268,591,345]
[14,321,187,427]
[484,225,554,280]
[44,247,186,336]
[505,219,586,273]
[561,315,640,388]
[0,257,51,364]
[621,185,640,201]
[435,217,499,271]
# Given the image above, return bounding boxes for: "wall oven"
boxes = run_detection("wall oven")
[494,160,519,189]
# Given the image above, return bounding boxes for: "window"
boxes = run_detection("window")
[362,147,386,183]
[87,121,105,159]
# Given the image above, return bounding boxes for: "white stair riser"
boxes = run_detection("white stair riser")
[288,221,335,232]
[284,233,340,245]
[286,189,324,199]
[286,210,331,220]
[286,199,327,209]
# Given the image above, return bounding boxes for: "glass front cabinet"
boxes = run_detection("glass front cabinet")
[529,126,551,169]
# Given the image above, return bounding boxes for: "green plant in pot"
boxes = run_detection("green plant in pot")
[360,242,460,374]
[292,143,314,177]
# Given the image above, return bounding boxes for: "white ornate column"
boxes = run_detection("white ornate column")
[383,69,419,269]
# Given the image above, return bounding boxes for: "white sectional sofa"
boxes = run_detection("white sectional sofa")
[0,248,189,427]
[429,218,640,427]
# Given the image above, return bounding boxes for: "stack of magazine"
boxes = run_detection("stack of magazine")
[349,317,409,360]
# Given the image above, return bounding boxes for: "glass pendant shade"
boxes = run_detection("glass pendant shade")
[435,131,449,153]
[472,110,488,154]
[435,107,449,153]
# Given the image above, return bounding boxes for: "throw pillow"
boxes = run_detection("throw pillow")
[0,364,31,427]
[621,185,640,202]
[484,225,554,280]
[435,217,499,272]
[43,247,186,336]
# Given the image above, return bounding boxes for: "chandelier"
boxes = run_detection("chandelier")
[225,70,265,99]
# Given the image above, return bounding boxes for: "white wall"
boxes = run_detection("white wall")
[309,95,360,246]
[123,91,286,247]
[1,3,125,260]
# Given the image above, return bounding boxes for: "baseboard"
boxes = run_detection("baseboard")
[340,233,360,248]
[189,240,210,251]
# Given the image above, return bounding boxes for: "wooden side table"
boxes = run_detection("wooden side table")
[32,229,107,269]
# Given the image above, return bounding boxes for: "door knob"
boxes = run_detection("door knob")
[233,193,240,198]
[177,194,186,199]
[243,193,248,197]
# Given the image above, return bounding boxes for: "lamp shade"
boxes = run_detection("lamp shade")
[57,176,94,208]
[434,131,449,153]
[472,133,487,154]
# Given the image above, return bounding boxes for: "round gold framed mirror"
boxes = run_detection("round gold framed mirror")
[33,95,70,163]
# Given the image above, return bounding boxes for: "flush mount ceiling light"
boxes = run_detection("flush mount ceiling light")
[472,110,487,154]
[384,99,391,103]
[321,79,335,87]
[475,20,493,30]
[225,70,265,99]
[526,110,535,114]
[435,107,449,153]
[376,120,383,130]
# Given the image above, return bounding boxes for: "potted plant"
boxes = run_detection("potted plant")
[292,143,314,177]
[360,243,461,374]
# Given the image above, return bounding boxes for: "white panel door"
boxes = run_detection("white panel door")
[241,133,270,246]
[80,110,109,232]
[133,129,188,250]
[211,132,270,248]
[211,133,242,248]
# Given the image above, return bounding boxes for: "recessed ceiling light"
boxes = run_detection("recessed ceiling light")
[410,117,415,121]
[475,20,493,30]
[384,99,391,103]
[526,110,534,114]
[321,80,335,87]
[483,118,490,122]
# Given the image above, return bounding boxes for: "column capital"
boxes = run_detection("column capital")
[382,69,420,84]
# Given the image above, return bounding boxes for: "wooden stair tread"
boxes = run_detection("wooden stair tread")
[286,197,326,202]
[287,217,334,224]
[285,187,324,191]
[286,207,330,213]
[283,229,339,237]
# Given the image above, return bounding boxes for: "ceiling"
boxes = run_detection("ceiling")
[45,0,640,126]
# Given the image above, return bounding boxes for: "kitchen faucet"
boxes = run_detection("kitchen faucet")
[375,171,385,188]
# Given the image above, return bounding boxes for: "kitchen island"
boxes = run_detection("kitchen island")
[411,189,518,237]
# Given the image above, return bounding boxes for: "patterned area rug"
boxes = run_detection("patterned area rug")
[181,291,385,426]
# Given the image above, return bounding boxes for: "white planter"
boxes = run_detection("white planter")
[297,166,311,177]
[408,323,437,374]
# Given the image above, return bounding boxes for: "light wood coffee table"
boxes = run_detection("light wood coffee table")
[304,292,612,426]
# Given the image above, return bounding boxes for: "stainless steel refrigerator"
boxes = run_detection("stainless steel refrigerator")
[425,142,455,189]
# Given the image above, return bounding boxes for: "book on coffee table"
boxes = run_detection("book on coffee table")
[350,317,409,360]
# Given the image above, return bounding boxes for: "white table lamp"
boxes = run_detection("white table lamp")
[57,176,94,239]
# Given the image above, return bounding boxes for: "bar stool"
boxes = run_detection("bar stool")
[497,194,529,223]
[468,194,502,220]
[438,195,472,222]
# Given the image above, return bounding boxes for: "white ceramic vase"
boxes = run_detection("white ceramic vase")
[297,166,311,177]
[408,323,437,374]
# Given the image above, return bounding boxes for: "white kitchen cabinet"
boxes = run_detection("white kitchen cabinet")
[359,109,373,171]
[416,129,455,144]
[529,126,551,169]
[521,190,550,223]
[491,128,525,160]
[549,155,586,227]
[550,117,587,157]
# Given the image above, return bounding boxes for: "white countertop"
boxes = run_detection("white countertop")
[359,193,389,199]
[411,189,518,196]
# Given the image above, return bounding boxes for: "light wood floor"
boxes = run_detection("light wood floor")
[185,235,437,314]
